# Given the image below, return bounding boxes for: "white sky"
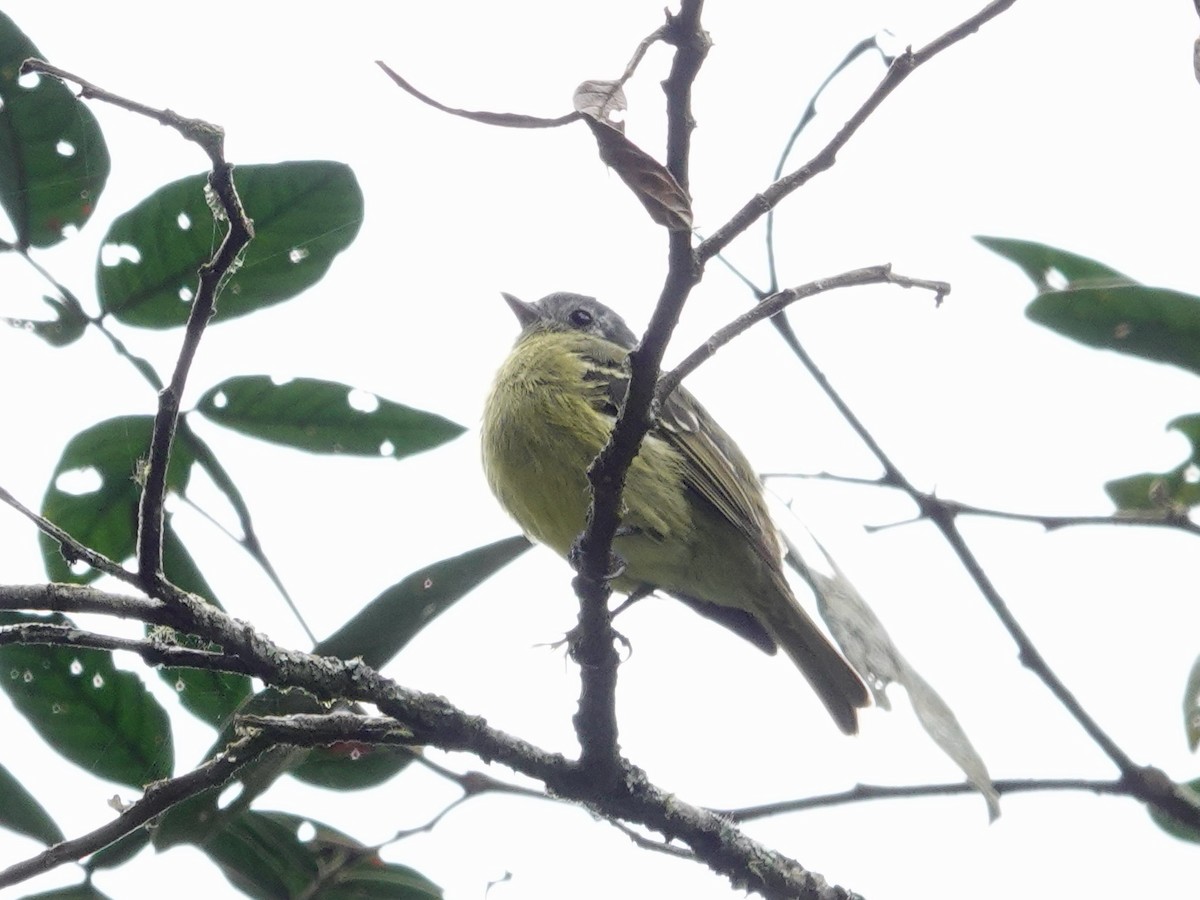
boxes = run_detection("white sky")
[3,2,1200,898]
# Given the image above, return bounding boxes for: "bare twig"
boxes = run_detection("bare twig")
[0,486,137,586]
[0,622,256,676]
[698,0,1019,263]
[657,265,949,402]
[0,731,275,888]
[719,778,1127,822]
[20,60,255,592]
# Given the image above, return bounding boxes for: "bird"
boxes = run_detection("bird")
[480,291,868,734]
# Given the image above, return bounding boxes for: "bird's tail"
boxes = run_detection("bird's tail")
[757,590,869,735]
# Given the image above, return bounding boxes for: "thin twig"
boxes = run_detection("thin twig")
[698,0,1019,263]
[0,622,257,676]
[0,486,137,586]
[20,60,255,592]
[0,731,275,888]
[719,778,1127,822]
[657,265,948,402]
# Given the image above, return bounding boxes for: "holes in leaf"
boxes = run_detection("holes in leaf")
[217,782,243,810]
[100,242,142,267]
[176,211,191,230]
[209,391,228,409]
[91,673,104,689]
[55,140,75,157]
[55,466,102,496]
[347,389,378,413]
[69,658,84,676]
[178,286,194,303]
[287,246,309,264]
[1185,464,1199,485]
[60,224,79,240]
[1044,266,1068,290]
[379,440,395,457]
[17,71,39,89]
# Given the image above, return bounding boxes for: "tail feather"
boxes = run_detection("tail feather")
[759,594,868,735]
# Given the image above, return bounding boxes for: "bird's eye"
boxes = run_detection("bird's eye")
[568,308,594,328]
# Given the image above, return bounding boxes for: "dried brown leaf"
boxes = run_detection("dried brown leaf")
[573,79,627,127]
[582,117,693,231]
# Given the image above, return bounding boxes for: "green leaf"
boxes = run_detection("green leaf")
[200,811,444,899]
[0,12,109,248]
[158,527,253,727]
[197,376,464,457]
[290,739,417,792]
[202,810,318,899]
[2,293,90,347]
[1105,415,1200,512]
[0,760,65,844]
[1149,777,1200,844]
[39,415,194,582]
[0,612,173,788]
[96,161,363,328]
[1186,653,1200,753]
[1027,286,1200,378]
[84,826,150,872]
[316,535,531,668]
[975,235,1133,290]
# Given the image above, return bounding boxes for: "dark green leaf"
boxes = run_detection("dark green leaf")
[0,12,109,248]
[291,740,416,791]
[975,235,1133,291]
[317,535,531,668]
[153,689,313,850]
[1027,286,1200,377]
[202,810,318,899]
[2,293,90,347]
[1106,414,1200,512]
[197,376,464,457]
[0,760,64,844]
[260,813,443,900]
[39,415,193,583]
[96,161,363,328]
[84,825,150,872]
[158,527,252,727]
[0,612,173,787]
[1149,777,1200,844]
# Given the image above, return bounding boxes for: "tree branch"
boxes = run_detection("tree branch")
[697,0,1019,263]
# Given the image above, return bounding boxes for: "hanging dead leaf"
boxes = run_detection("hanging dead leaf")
[786,531,1001,822]
[582,117,693,231]
[573,80,627,128]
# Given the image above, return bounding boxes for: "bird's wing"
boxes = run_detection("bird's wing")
[656,384,784,571]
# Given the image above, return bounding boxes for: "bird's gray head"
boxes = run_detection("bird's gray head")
[501,292,639,350]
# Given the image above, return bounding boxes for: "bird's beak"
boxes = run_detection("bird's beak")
[501,292,540,329]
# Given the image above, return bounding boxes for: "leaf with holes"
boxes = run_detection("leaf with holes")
[96,160,362,328]
[1105,414,1200,512]
[975,235,1134,291]
[0,612,173,788]
[39,416,193,583]
[316,535,531,668]
[196,376,464,457]
[2,294,89,347]
[1027,285,1200,378]
[0,12,110,249]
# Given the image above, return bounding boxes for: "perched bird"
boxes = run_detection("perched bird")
[481,292,868,733]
